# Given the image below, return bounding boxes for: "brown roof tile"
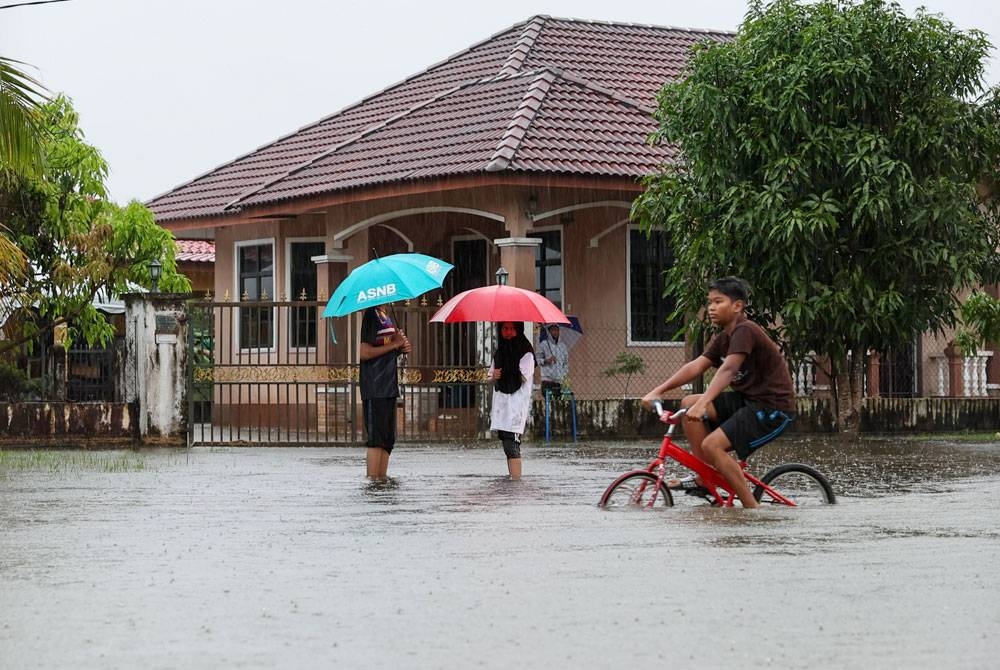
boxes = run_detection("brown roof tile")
[148,16,730,223]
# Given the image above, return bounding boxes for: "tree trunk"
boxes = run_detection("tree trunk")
[832,347,866,432]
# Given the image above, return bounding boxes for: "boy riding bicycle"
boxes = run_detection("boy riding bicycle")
[641,277,796,509]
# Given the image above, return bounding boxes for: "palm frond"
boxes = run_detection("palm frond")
[0,56,48,177]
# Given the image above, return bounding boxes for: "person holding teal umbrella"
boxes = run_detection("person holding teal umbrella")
[325,253,452,480]
[360,303,410,480]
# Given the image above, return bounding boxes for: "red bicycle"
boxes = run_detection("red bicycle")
[598,402,836,508]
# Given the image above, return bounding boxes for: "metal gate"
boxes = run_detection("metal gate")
[187,298,495,446]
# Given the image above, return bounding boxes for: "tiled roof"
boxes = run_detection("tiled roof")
[148,16,731,223]
[175,239,215,262]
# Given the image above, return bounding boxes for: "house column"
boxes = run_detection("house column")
[312,251,356,438]
[492,196,540,289]
[494,237,541,289]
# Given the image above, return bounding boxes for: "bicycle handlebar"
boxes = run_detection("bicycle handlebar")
[651,401,687,424]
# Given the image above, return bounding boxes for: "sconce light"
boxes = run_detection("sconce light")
[495,266,509,286]
[149,258,162,293]
[527,194,537,218]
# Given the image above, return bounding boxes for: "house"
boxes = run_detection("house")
[148,16,733,409]
[145,15,996,443]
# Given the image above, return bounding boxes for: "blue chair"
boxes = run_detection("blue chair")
[544,387,577,443]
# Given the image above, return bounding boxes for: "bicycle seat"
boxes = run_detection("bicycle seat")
[749,410,794,450]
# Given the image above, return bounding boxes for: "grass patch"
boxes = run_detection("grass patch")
[900,431,1000,444]
[0,450,147,474]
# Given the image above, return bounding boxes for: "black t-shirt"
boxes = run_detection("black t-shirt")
[702,315,796,413]
[359,306,399,400]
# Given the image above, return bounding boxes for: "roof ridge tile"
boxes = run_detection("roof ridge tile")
[486,70,556,172]
[498,16,548,76]
[556,70,656,115]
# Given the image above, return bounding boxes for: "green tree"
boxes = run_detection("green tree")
[0,95,190,355]
[633,0,1000,430]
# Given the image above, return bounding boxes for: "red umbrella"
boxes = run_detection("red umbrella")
[430,284,571,324]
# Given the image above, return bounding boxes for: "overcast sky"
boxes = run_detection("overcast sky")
[4,0,999,204]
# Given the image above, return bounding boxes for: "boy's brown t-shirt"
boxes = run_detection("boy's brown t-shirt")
[702,315,796,413]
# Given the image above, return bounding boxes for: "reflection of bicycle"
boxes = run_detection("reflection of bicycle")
[598,402,836,508]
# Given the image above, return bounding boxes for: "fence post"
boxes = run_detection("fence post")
[943,342,964,398]
[866,351,881,399]
[123,293,190,444]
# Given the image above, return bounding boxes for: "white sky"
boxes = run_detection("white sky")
[4,0,999,204]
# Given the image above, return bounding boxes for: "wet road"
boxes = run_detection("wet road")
[2,436,1000,669]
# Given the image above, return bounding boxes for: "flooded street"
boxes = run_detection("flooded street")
[2,435,1000,669]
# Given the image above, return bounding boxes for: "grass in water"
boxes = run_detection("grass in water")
[0,450,147,474]
[902,432,1000,444]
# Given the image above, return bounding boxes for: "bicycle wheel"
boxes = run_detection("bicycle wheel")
[753,463,836,506]
[599,472,674,508]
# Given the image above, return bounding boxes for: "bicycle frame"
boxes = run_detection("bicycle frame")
[633,406,798,508]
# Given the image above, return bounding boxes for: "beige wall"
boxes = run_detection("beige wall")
[200,184,685,399]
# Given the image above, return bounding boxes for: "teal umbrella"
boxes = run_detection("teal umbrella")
[323,253,453,318]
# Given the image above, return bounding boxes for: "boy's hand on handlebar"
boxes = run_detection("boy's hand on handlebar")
[641,391,661,411]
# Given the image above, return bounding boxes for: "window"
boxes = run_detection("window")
[238,242,274,349]
[533,229,562,308]
[289,241,325,348]
[629,228,682,342]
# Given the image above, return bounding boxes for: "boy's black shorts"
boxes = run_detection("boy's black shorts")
[363,397,397,453]
[708,392,793,460]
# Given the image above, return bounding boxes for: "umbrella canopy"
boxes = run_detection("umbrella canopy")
[539,316,583,351]
[323,253,453,318]
[430,284,571,324]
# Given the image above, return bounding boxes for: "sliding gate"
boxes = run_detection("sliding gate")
[187,298,494,446]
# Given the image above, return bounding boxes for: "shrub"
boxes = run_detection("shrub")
[603,351,646,398]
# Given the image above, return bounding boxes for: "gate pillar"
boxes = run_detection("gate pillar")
[123,293,190,444]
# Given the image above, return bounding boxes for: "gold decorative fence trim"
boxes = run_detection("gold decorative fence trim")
[431,368,490,383]
[195,366,489,384]
[200,366,359,383]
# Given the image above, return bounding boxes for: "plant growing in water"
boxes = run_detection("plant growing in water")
[603,351,645,398]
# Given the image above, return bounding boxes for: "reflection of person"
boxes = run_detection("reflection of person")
[488,321,535,480]
[536,323,569,396]
[641,277,796,509]
[359,304,411,480]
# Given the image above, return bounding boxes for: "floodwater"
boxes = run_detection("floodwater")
[2,435,1000,669]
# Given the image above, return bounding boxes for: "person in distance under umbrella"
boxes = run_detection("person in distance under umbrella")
[487,321,536,480]
[536,323,569,397]
[360,304,411,480]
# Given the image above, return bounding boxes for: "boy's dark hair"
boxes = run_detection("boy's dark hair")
[709,276,750,303]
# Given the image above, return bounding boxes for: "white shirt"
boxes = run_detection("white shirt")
[488,352,535,435]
